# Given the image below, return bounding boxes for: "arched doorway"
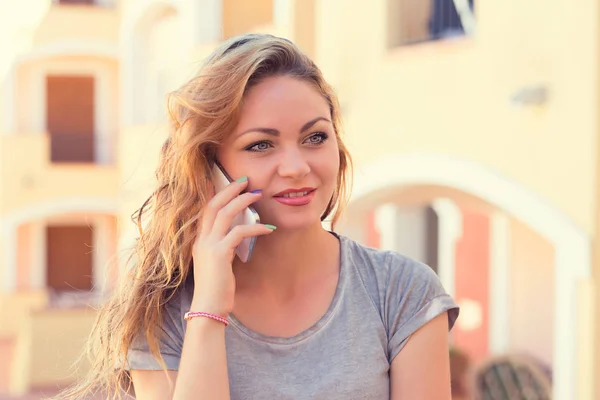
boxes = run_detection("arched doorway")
[2,197,119,296]
[120,0,183,127]
[339,153,592,400]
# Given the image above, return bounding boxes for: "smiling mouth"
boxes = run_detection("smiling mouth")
[273,188,317,206]
[278,190,312,198]
[274,187,316,197]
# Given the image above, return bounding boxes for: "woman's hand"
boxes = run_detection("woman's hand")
[190,177,275,317]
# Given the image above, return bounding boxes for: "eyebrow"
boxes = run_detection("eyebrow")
[237,116,332,138]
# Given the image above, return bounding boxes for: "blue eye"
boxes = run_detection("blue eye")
[245,141,272,152]
[305,132,328,146]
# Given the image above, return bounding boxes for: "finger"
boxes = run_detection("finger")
[200,177,248,236]
[220,223,276,251]
[211,191,262,237]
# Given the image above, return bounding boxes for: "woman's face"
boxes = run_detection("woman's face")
[216,75,340,231]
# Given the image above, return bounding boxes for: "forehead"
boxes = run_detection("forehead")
[235,76,331,131]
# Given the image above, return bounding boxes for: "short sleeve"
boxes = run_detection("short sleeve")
[125,293,185,371]
[384,253,459,362]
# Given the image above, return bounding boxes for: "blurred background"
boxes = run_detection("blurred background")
[0,0,597,399]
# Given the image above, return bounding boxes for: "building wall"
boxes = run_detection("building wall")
[509,217,555,367]
[15,57,119,148]
[32,3,119,47]
[15,225,32,291]
[2,54,120,214]
[0,0,597,396]
[223,0,273,38]
[316,0,598,236]
[453,209,489,363]
[9,308,96,394]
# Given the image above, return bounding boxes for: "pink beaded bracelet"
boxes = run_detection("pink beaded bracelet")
[184,311,229,326]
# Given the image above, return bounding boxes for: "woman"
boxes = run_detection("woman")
[62,33,459,400]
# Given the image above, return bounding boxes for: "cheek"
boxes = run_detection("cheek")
[326,145,341,178]
[328,159,340,182]
[316,151,340,189]
[244,161,276,191]
[218,150,264,185]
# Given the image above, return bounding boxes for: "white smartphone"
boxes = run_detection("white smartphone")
[211,160,261,263]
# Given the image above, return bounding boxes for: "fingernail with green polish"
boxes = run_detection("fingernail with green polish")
[265,224,277,230]
[235,176,248,183]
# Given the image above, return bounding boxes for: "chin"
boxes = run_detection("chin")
[258,210,324,232]
[255,194,334,231]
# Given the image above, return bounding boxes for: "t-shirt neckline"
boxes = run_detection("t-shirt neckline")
[227,232,347,345]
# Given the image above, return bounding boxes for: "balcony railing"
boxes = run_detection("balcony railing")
[388,0,476,48]
[49,133,95,163]
[52,0,115,6]
[430,0,475,39]
[54,0,96,4]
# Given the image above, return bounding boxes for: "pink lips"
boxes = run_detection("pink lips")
[273,187,316,206]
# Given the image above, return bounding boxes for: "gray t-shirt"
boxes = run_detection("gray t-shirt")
[128,234,459,399]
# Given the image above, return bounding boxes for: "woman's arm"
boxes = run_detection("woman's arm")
[172,315,230,399]
[131,177,274,399]
[130,370,178,400]
[131,317,229,400]
[390,312,452,400]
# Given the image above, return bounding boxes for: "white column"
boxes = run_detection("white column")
[2,222,17,293]
[553,232,592,400]
[32,64,45,133]
[488,211,511,354]
[313,0,342,86]
[93,217,110,296]
[576,278,595,400]
[94,68,111,165]
[186,0,222,45]
[30,221,46,290]
[431,198,462,298]
[117,227,137,273]
[374,203,398,251]
[119,32,135,127]
[376,204,431,263]
[273,0,294,38]
[2,65,16,135]
[119,1,149,128]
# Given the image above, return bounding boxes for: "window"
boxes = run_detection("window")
[54,0,116,5]
[46,225,94,292]
[46,75,96,163]
[425,206,439,273]
[55,0,96,4]
[430,0,475,39]
[387,0,475,48]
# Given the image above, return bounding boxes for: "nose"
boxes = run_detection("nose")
[277,147,310,180]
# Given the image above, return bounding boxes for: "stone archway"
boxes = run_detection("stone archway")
[1,197,118,293]
[344,153,592,400]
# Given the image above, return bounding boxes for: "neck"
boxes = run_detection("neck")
[232,223,339,291]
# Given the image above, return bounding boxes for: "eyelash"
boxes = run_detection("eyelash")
[245,132,329,152]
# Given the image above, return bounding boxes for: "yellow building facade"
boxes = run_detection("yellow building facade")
[0,1,597,399]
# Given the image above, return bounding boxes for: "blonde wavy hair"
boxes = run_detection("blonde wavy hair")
[57,33,352,399]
